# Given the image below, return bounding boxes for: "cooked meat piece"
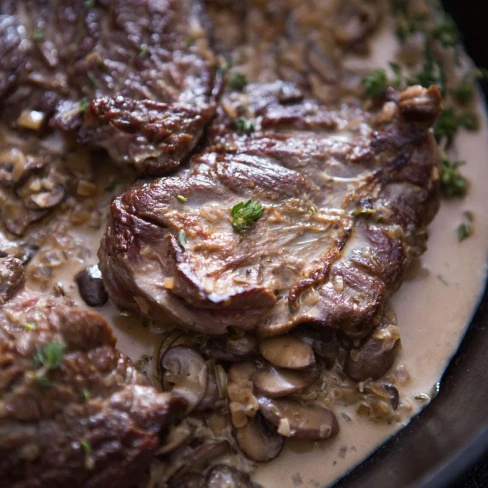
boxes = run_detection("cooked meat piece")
[100,82,441,338]
[0,256,25,304]
[0,289,185,487]
[0,0,217,174]
[205,0,383,102]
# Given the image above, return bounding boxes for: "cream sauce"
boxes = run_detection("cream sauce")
[14,27,488,488]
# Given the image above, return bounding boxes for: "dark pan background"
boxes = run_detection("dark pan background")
[334,1,488,487]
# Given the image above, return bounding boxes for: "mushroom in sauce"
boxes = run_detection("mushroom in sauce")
[258,336,315,370]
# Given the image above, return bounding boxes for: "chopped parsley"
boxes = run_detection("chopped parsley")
[362,69,388,98]
[439,156,468,198]
[177,195,187,202]
[458,112,479,131]
[231,200,264,231]
[234,118,255,134]
[452,77,475,105]
[412,48,446,96]
[457,222,471,242]
[351,207,377,218]
[80,440,94,470]
[228,72,248,90]
[25,323,37,331]
[79,98,90,113]
[32,28,45,42]
[434,15,460,48]
[177,230,187,248]
[434,107,458,142]
[104,179,118,192]
[32,342,66,387]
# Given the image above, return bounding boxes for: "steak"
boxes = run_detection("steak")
[99,82,442,338]
[0,0,216,174]
[0,257,185,488]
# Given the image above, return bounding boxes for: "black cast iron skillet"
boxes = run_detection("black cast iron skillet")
[335,2,488,486]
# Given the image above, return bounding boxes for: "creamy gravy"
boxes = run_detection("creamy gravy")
[14,29,488,488]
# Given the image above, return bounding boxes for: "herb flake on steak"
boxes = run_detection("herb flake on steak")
[99,82,442,338]
[0,258,185,488]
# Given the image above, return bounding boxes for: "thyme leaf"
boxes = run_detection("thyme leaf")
[362,69,388,97]
[231,200,264,231]
[439,156,468,198]
[228,72,248,90]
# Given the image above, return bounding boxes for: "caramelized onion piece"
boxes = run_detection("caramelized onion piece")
[252,365,318,398]
[259,336,315,370]
[235,414,283,462]
[160,346,208,414]
[258,398,339,440]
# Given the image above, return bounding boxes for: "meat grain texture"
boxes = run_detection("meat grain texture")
[0,0,217,174]
[100,82,442,338]
[0,257,185,488]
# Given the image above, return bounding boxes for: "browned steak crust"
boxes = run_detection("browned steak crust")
[0,0,216,174]
[99,83,442,338]
[0,258,185,488]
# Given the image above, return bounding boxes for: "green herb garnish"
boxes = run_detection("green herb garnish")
[434,15,460,48]
[457,222,471,241]
[352,207,377,218]
[104,179,118,192]
[177,230,187,248]
[228,72,248,90]
[452,77,475,105]
[80,440,95,469]
[185,37,195,47]
[177,195,187,202]
[310,206,317,215]
[82,388,90,401]
[439,156,468,198]
[32,28,45,42]
[79,98,90,113]
[412,48,446,95]
[84,0,95,9]
[362,69,388,98]
[234,118,255,134]
[434,107,458,142]
[458,112,479,131]
[32,342,66,387]
[231,200,264,231]
[25,323,37,331]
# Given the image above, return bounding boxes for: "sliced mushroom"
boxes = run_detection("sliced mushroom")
[206,465,260,488]
[259,336,315,370]
[258,398,339,440]
[195,367,220,412]
[344,337,399,382]
[158,420,195,456]
[160,346,209,414]
[252,365,318,398]
[203,334,257,362]
[157,329,196,376]
[170,441,231,482]
[235,413,283,462]
[228,361,258,385]
[75,264,108,307]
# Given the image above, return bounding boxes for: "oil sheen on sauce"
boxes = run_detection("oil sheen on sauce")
[21,37,488,488]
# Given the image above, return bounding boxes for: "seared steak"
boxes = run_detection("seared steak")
[0,258,185,487]
[0,0,216,174]
[99,83,442,338]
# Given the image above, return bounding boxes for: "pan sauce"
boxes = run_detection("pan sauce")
[19,28,488,488]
